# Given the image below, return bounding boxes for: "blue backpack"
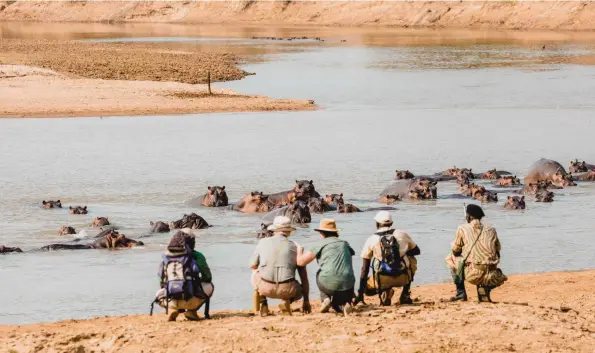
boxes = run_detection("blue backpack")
[161,249,200,301]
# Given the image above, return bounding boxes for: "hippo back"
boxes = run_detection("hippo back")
[262,207,288,223]
[525,158,567,184]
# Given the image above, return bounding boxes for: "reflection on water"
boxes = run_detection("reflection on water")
[1,23,595,325]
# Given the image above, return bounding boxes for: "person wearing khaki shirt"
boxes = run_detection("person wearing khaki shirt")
[250,216,311,316]
[355,211,420,306]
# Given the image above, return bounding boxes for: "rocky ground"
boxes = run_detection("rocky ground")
[2,270,594,353]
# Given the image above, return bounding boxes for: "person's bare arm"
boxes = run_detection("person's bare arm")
[297,266,311,314]
[297,246,316,267]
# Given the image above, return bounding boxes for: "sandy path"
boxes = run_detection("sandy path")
[2,1,595,31]
[2,270,594,353]
[0,65,315,118]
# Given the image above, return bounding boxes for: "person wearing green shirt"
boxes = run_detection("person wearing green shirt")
[297,219,355,316]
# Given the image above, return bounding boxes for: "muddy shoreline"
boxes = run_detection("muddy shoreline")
[2,270,594,353]
[2,1,595,31]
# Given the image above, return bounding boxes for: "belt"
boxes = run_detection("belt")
[259,277,296,285]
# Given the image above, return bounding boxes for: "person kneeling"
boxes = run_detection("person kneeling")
[157,230,214,321]
[355,211,421,306]
[249,216,311,316]
[297,219,356,316]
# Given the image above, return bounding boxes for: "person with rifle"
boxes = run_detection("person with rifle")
[354,211,421,306]
[446,204,507,302]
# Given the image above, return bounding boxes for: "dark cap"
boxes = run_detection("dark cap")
[466,204,485,219]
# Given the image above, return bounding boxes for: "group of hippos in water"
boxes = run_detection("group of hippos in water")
[1,158,593,254]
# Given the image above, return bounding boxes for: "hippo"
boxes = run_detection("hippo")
[256,222,274,239]
[337,203,362,213]
[149,221,170,233]
[233,191,275,213]
[69,206,88,215]
[92,217,110,227]
[262,200,312,224]
[42,200,62,209]
[58,226,76,235]
[518,180,560,195]
[457,174,471,185]
[308,197,335,213]
[324,194,344,206]
[379,179,437,201]
[493,175,521,187]
[535,188,554,203]
[169,213,210,230]
[569,159,595,173]
[573,170,595,181]
[378,194,402,205]
[504,196,525,210]
[195,186,229,207]
[41,233,144,251]
[267,180,320,207]
[442,167,475,180]
[462,183,497,202]
[394,170,415,180]
[525,158,576,187]
[0,245,23,254]
[476,169,501,180]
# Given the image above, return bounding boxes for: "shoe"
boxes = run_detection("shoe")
[343,303,353,317]
[380,288,394,306]
[449,282,468,302]
[477,286,492,303]
[399,284,413,305]
[279,300,292,315]
[320,298,332,313]
[167,310,179,322]
[260,302,270,317]
[184,311,199,321]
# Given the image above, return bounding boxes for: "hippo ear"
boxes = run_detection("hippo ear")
[57,200,60,203]
[340,193,343,197]
[83,206,87,210]
[42,200,47,204]
[208,186,212,190]
[69,206,73,209]
[521,196,525,201]
[295,180,299,184]
[150,221,154,226]
[221,186,225,190]
[310,180,313,184]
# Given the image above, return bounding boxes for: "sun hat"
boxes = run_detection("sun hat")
[314,219,341,233]
[267,216,297,233]
[374,211,393,233]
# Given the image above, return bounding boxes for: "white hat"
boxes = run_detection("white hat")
[181,228,196,236]
[374,211,393,225]
[267,216,296,232]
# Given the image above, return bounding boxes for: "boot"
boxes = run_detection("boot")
[320,297,332,313]
[399,284,413,305]
[260,297,270,317]
[449,281,467,302]
[279,300,292,315]
[167,310,180,322]
[380,288,394,306]
[252,290,261,314]
[477,286,493,303]
[184,310,199,321]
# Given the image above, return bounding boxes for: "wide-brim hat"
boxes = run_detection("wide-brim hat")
[267,216,296,232]
[314,218,341,233]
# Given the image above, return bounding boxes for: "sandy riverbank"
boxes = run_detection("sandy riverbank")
[2,270,594,353]
[0,64,314,118]
[0,39,315,118]
[2,1,595,31]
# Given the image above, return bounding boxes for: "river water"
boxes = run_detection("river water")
[1,24,595,325]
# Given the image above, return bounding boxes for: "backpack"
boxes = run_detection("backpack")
[378,235,405,276]
[161,249,200,301]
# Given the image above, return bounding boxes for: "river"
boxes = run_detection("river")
[1,24,595,324]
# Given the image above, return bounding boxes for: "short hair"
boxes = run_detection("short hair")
[318,230,338,238]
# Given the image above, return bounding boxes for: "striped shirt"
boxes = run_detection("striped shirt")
[452,219,501,265]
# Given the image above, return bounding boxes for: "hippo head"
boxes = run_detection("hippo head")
[394,170,415,180]
[42,200,62,209]
[207,186,228,207]
[535,189,554,202]
[58,226,76,235]
[257,222,274,239]
[293,180,316,200]
[505,196,525,209]
[69,206,88,215]
[553,169,576,187]
[382,194,402,204]
[459,179,471,192]
[150,221,170,233]
[569,159,588,173]
[498,175,521,186]
[481,169,501,180]
[92,217,110,227]
[288,201,311,224]
[308,197,329,214]
[324,193,344,205]
[416,180,438,199]
[115,235,144,248]
[457,174,470,185]
[479,191,498,203]
[250,191,266,204]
